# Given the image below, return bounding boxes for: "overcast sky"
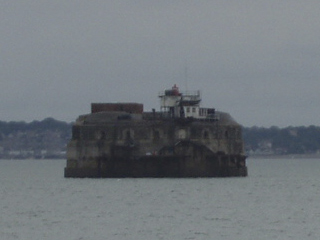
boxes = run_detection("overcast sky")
[1,1,320,127]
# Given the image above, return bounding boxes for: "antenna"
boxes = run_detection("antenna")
[184,65,189,91]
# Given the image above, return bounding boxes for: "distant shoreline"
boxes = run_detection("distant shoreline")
[248,154,320,159]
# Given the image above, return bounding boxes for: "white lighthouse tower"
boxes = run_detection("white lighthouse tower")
[158,84,203,119]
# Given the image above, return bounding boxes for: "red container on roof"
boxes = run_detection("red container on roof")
[91,103,143,114]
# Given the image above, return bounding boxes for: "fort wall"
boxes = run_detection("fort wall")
[65,110,247,177]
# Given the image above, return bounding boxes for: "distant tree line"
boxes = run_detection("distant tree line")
[243,126,320,155]
[0,117,71,136]
[0,118,72,159]
[1,118,320,158]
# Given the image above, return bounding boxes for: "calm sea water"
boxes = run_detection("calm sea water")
[0,158,319,240]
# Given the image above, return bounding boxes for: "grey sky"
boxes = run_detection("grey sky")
[1,1,320,127]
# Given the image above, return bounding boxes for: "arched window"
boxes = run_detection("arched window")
[178,129,187,139]
[225,130,229,138]
[126,130,131,139]
[100,131,106,139]
[203,130,209,139]
[96,131,106,140]
[153,130,160,140]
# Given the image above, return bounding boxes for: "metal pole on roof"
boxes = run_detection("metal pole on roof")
[184,65,189,92]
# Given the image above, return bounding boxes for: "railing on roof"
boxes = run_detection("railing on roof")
[142,111,220,121]
[158,90,201,98]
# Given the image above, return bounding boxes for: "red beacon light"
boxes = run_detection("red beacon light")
[172,84,180,96]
